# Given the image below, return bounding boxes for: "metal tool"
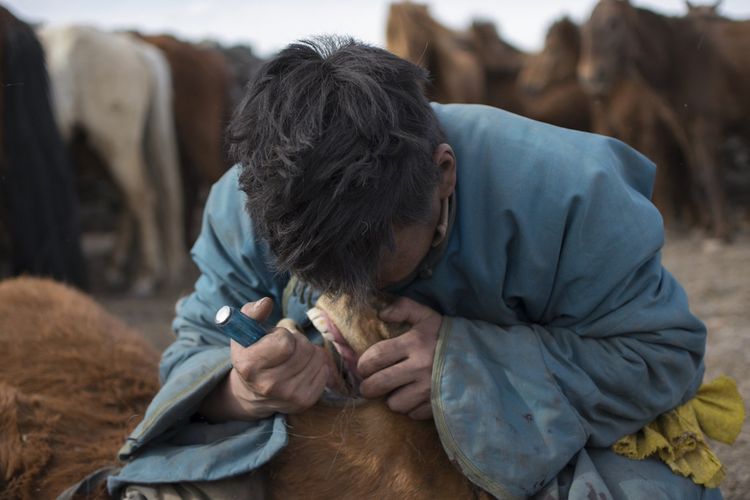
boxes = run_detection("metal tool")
[215,305,267,347]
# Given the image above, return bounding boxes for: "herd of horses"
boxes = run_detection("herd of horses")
[387,0,750,242]
[1,1,749,294]
[0,4,262,295]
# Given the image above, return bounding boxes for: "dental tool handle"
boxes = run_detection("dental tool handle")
[215,305,267,347]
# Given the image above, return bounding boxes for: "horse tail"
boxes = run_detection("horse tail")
[0,7,87,288]
[139,42,186,284]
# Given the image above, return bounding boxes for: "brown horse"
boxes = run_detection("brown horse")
[386,2,485,104]
[516,17,591,132]
[215,43,265,114]
[387,4,590,131]
[519,15,693,221]
[139,34,233,243]
[0,277,160,499]
[579,0,750,240]
[590,76,699,225]
[264,294,488,499]
[0,277,486,498]
[466,20,526,114]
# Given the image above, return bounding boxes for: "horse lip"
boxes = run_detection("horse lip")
[307,307,363,397]
[578,75,609,96]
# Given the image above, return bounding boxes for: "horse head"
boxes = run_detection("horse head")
[519,16,581,94]
[307,293,406,398]
[578,0,639,96]
[685,1,723,18]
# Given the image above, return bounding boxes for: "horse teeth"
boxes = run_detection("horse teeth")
[306,307,329,334]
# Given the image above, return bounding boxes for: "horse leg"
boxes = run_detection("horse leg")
[104,211,135,289]
[105,145,164,296]
[687,119,732,241]
[142,45,187,285]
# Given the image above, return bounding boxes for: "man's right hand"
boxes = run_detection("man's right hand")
[199,297,332,421]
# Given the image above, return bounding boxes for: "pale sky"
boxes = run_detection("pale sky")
[7,0,750,56]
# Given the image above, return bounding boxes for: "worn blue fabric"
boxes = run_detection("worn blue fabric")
[109,104,721,499]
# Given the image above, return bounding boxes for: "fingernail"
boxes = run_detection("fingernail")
[251,297,269,312]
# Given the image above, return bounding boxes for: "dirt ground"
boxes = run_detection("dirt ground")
[95,227,750,498]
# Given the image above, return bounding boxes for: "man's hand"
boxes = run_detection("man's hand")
[200,297,333,421]
[357,297,442,420]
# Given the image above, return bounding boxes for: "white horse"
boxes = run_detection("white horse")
[37,25,186,295]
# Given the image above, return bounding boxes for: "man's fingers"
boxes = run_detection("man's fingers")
[232,327,299,373]
[407,402,433,420]
[378,296,430,324]
[240,297,274,321]
[249,346,329,411]
[357,336,408,379]
[360,361,414,399]
[285,357,330,410]
[260,340,324,385]
[384,380,430,414]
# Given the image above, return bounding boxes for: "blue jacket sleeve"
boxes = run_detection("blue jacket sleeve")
[428,125,707,499]
[111,167,290,490]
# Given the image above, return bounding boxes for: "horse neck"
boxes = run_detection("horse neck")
[629,7,682,88]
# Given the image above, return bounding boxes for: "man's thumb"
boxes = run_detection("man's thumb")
[241,297,274,321]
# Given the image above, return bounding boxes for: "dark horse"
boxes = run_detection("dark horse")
[579,0,750,240]
[0,5,86,287]
[521,15,694,224]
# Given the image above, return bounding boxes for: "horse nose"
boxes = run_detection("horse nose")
[578,62,608,95]
[577,61,595,84]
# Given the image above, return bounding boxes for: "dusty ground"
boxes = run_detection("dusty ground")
[95,228,750,498]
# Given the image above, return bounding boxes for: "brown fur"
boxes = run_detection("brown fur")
[0,277,160,499]
[264,294,487,499]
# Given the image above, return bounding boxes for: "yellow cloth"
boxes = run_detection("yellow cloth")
[613,376,745,488]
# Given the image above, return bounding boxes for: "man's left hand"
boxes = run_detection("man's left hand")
[357,297,442,420]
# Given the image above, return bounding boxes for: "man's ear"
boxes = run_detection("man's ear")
[433,143,456,199]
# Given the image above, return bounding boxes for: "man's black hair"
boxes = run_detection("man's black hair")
[227,35,444,303]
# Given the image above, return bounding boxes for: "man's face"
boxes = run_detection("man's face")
[375,195,441,289]
[375,143,456,289]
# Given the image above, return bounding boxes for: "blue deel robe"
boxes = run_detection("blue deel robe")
[109,104,720,499]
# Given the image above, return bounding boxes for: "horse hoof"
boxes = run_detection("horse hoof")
[702,238,724,254]
[104,267,127,290]
[131,276,158,297]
